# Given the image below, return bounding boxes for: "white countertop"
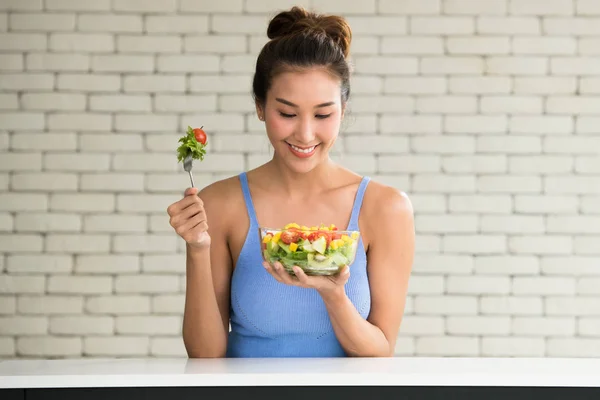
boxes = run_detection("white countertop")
[1,357,599,389]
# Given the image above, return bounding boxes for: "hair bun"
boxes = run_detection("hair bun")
[267,6,352,58]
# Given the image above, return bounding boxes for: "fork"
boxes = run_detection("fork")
[183,153,195,188]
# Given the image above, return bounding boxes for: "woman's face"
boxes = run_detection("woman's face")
[258,68,344,174]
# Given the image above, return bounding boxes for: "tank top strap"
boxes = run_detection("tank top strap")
[347,176,371,231]
[238,172,259,229]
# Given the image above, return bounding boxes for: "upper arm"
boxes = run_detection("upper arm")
[364,186,415,355]
[198,183,234,334]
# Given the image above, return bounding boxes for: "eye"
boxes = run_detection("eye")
[279,112,296,118]
[315,114,332,119]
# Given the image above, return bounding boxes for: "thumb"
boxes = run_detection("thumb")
[184,187,198,197]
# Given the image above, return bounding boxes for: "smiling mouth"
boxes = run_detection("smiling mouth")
[286,142,320,153]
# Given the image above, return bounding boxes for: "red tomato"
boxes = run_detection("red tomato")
[280,230,301,244]
[308,231,332,245]
[193,127,207,144]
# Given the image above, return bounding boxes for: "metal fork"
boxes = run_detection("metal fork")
[183,153,195,188]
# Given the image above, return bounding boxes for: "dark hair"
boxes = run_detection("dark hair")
[252,6,352,108]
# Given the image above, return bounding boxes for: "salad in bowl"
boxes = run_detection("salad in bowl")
[259,223,360,276]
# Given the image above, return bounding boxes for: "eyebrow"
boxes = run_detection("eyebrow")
[275,98,335,108]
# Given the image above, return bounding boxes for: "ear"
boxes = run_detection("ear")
[255,102,264,121]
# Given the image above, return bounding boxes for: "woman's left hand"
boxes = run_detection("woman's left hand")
[262,261,350,295]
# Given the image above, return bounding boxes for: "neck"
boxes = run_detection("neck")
[266,153,338,199]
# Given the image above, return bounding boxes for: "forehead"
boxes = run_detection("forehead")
[268,68,341,105]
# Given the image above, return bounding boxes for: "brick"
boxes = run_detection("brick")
[448,316,511,335]
[421,57,484,74]
[349,76,383,94]
[0,316,47,334]
[142,254,185,273]
[86,295,150,314]
[582,196,600,213]
[515,77,577,94]
[115,114,177,132]
[58,73,120,91]
[92,55,153,72]
[580,38,600,55]
[514,37,576,54]
[407,276,444,294]
[244,0,308,12]
[222,54,260,74]
[383,77,446,94]
[578,0,600,14]
[0,194,47,212]
[513,276,576,295]
[48,113,111,131]
[11,13,75,31]
[0,113,44,130]
[0,296,16,313]
[510,155,573,174]
[78,14,142,32]
[510,116,573,134]
[449,195,512,214]
[546,176,600,194]
[154,95,216,113]
[345,16,407,35]
[151,337,186,357]
[83,215,147,234]
[151,294,183,314]
[210,133,269,154]
[75,255,139,274]
[544,17,600,35]
[46,0,111,11]
[44,153,110,172]
[49,275,112,294]
[447,276,511,294]
[413,254,473,274]
[552,57,600,75]
[12,133,77,151]
[342,115,378,134]
[0,33,46,50]
[49,33,113,52]
[46,234,111,254]
[332,154,377,174]
[113,234,177,253]
[0,234,43,252]
[413,174,476,193]
[346,136,408,154]
[511,0,573,15]
[15,213,80,233]
[449,77,511,94]
[547,96,600,115]
[548,338,600,357]
[399,316,444,335]
[408,195,447,213]
[487,57,548,75]
[415,235,441,253]
[0,276,45,294]
[415,295,477,315]
[580,78,600,93]
[114,0,176,12]
[184,35,246,53]
[543,256,600,276]
[0,54,23,71]
[579,318,600,336]
[18,295,82,314]
[113,154,177,172]
[116,315,180,335]
[146,173,212,193]
[0,153,42,171]
[516,195,573,216]
[22,92,86,111]
[417,96,477,114]
[89,94,150,112]
[481,96,543,114]
[50,316,114,335]
[116,274,179,294]
[445,0,507,14]
[411,16,474,34]
[0,0,42,10]
[416,337,479,356]
[378,155,440,173]
[218,95,257,113]
[416,215,477,233]
[117,35,181,53]
[579,277,600,294]
[0,73,53,90]
[478,175,542,193]
[546,297,600,316]
[123,76,185,93]
[50,193,114,212]
[26,53,89,72]
[545,137,600,154]
[548,216,600,234]
[475,255,540,275]
[482,337,545,357]
[354,57,418,75]
[480,296,543,315]
[0,213,13,231]
[0,93,17,109]
[180,0,242,12]
[157,55,219,73]
[211,15,268,34]
[352,37,380,55]
[0,132,8,150]
[146,15,208,33]
[84,336,149,356]
[448,37,510,54]
[381,37,443,55]
[513,317,576,336]
[443,235,507,255]
[443,155,507,173]
[445,116,508,135]
[18,336,82,357]
[412,136,475,154]
[79,134,143,153]
[477,16,540,34]
[80,173,144,192]
[481,214,545,233]
[510,236,573,255]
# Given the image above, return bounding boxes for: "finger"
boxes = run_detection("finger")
[177,213,208,236]
[334,265,351,284]
[263,262,285,284]
[167,193,201,215]
[292,266,312,286]
[184,187,198,197]
[170,203,205,227]
[273,262,298,285]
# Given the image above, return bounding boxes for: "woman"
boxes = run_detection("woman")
[167,6,414,358]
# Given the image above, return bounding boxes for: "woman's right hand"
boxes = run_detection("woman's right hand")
[167,187,211,249]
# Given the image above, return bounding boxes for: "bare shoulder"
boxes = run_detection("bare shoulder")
[198,175,245,226]
[363,180,414,223]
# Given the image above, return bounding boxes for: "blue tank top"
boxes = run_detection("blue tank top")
[226,171,372,357]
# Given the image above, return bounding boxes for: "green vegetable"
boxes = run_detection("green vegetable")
[177,126,207,163]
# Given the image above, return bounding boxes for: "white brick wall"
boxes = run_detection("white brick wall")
[0,0,598,359]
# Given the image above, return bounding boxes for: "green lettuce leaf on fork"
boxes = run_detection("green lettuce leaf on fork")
[177,126,207,163]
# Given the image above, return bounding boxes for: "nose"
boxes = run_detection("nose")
[295,115,316,144]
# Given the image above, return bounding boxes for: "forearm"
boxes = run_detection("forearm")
[182,245,228,358]
[320,289,392,357]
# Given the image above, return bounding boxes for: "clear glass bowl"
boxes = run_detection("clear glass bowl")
[258,225,360,276]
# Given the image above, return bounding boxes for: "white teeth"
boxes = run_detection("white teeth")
[290,144,315,154]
